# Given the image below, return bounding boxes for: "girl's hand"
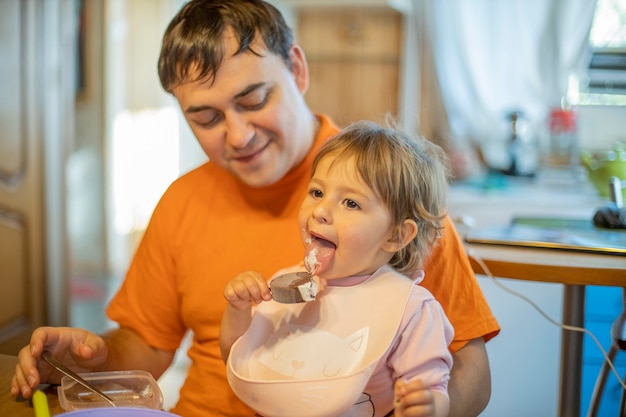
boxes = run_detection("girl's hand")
[394,379,437,417]
[223,271,272,310]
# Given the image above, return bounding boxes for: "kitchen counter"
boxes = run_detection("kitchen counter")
[448,172,625,417]
[449,172,606,227]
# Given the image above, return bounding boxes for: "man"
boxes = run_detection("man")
[11,1,499,416]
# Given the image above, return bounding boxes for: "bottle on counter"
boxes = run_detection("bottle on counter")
[545,107,579,170]
[503,110,538,177]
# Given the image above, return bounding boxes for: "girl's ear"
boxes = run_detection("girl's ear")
[382,220,418,253]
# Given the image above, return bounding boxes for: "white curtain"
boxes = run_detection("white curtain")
[401,0,597,177]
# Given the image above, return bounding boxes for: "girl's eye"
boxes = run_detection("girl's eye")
[344,199,360,210]
[310,189,323,198]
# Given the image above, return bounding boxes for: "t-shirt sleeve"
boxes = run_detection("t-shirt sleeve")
[422,216,500,353]
[106,187,186,352]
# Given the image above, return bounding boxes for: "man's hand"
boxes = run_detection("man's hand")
[11,327,109,399]
[11,326,175,400]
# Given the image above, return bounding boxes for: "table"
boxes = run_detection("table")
[448,176,626,416]
[465,240,626,417]
[0,353,64,416]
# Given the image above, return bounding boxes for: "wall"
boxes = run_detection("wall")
[577,105,626,150]
[70,0,107,276]
[103,0,188,277]
[295,7,402,127]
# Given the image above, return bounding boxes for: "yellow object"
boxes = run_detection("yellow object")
[32,390,51,417]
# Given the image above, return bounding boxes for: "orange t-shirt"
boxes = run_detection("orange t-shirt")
[107,114,500,417]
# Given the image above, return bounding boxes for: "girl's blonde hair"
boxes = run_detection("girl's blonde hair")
[312,120,450,275]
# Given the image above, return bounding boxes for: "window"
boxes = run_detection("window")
[589,0,626,48]
[574,0,626,104]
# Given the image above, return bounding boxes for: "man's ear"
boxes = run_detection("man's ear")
[289,45,309,94]
[382,220,418,253]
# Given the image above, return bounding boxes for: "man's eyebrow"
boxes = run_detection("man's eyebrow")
[185,104,213,114]
[234,82,266,99]
[184,82,267,114]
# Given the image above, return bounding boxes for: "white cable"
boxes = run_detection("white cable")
[465,245,626,392]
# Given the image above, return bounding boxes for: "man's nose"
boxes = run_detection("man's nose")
[225,114,254,149]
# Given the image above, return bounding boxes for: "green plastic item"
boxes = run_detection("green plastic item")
[581,142,626,199]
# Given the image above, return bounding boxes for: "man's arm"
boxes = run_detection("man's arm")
[101,327,175,378]
[447,337,492,417]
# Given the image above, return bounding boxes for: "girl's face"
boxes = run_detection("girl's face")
[298,154,401,279]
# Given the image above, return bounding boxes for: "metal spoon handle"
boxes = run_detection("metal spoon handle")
[41,351,117,407]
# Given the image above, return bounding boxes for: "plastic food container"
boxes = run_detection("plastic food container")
[57,370,164,411]
[57,408,180,416]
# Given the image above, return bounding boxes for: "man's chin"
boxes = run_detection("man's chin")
[230,153,289,187]
[235,169,283,188]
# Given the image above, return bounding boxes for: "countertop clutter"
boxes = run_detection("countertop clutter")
[448,172,626,417]
[0,355,179,416]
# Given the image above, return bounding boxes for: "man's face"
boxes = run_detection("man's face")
[172,33,313,188]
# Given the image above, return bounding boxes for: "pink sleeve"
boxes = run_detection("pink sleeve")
[388,288,454,395]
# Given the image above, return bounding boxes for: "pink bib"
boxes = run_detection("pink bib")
[227,265,415,417]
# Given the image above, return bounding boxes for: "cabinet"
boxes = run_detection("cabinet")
[0,0,62,354]
[296,7,402,127]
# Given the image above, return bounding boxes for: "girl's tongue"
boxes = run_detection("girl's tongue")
[304,237,335,275]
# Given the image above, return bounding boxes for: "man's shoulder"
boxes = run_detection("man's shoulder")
[168,161,226,191]
[158,162,228,206]
[316,114,341,140]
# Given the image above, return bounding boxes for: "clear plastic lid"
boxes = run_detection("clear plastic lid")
[57,370,163,411]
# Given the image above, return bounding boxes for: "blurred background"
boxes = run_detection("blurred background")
[1,0,625,414]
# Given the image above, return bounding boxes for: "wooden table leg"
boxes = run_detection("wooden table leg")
[558,285,586,417]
